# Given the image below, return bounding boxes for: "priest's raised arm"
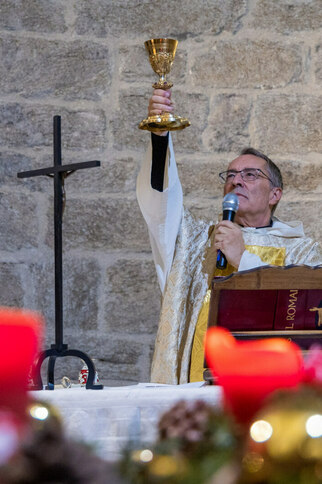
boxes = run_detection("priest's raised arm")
[136,130,182,294]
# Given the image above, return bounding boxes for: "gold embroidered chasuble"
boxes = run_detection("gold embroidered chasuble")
[150,209,322,385]
[189,245,286,382]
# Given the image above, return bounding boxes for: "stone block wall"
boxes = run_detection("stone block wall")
[0,0,321,385]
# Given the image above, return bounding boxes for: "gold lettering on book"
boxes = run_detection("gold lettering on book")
[285,290,298,329]
[309,307,322,327]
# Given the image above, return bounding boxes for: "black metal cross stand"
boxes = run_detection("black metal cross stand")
[18,115,103,390]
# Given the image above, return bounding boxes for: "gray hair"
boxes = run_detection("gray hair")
[240,147,283,215]
[240,147,283,190]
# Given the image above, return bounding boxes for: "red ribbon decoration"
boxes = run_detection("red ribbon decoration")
[205,327,305,424]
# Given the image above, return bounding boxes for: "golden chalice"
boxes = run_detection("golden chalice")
[139,38,190,131]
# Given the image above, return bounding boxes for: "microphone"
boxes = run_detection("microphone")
[216,192,239,269]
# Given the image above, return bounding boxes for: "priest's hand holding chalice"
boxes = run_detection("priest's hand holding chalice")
[139,38,190,134]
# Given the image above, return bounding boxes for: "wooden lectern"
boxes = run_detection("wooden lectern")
[204,265,322,381]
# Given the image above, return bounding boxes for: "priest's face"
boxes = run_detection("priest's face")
[223,155,282,227]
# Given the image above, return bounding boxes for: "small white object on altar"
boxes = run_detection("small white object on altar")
[30,383,223,462]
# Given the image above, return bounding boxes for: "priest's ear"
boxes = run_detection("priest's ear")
[269,187,283,213]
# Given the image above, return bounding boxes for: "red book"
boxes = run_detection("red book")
[304,290,322,329]
[274,290,307,330]
[216,289,322,332]
[274,289,322,330]
[217,290,277,330]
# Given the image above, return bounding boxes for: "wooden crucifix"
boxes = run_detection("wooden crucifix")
[18,115,103,390]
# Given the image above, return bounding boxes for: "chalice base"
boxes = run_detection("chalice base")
[139,112,190,131]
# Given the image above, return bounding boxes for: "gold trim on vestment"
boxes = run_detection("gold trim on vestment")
[189,245,286,382]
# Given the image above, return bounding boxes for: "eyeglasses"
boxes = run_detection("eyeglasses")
[219,168,273,185]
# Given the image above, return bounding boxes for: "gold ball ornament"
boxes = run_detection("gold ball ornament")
[240,385,322,484]
[125,448,188,483]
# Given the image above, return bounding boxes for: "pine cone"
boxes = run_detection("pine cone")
[158,400,218,448]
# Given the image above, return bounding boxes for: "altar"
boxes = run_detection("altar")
[31,383,223,462]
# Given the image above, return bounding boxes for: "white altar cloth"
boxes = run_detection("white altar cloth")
[31,383,223,461]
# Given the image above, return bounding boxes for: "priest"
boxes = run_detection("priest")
[137,89,322,385]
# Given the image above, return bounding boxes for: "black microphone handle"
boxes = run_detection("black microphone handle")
[216,209,236,269]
